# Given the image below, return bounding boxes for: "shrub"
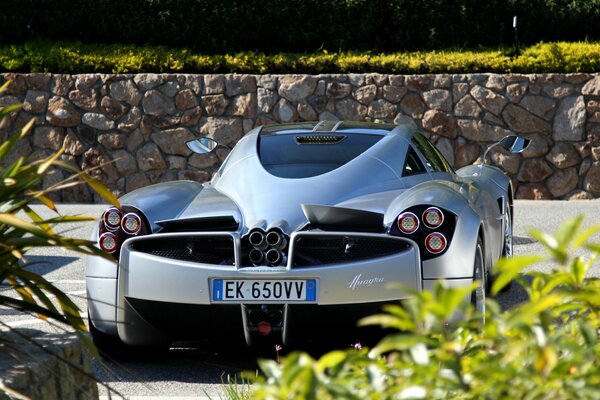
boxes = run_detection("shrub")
[246,217,600,399]
[1,40,599,74]
[1,1,599,53]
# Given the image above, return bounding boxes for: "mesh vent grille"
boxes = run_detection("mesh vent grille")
[132,236,235,266]
[292,235,410,267]
[295,135,345,144]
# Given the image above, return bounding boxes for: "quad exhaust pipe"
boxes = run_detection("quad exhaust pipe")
[247,227,288,266]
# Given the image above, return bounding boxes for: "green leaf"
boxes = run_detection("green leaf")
[529,228,566,263]
[0,213,54,239]
[570,256,587,285]
[0,294,70,325]
[316,351,347,373]
[38,215,96,224]
[573,224,600,248]
[555,216,583,248]
[372,334,434,356]
[0,119,32,162]
[53,160,121,208]
[579,322,597,347]
[508,294,562,325]
[584,243,600,254]
[35,147,64,175]
[23,205,56,235]
[492,255,544,295]
[359,313,416,331]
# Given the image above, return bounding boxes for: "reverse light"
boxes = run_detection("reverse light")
[397,212,419,234]
[103,207,122,230]
[422,207,444,229]
[99,232,118,253]
[425,232,447,254]
[121,213,142,235]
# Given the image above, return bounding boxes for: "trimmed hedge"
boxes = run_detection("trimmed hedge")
[1,41,599,74]
[0,1,599,53]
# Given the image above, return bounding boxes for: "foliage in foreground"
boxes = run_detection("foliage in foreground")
[247,217,600,399]
[1,41,599,74]
[0,82,120,341]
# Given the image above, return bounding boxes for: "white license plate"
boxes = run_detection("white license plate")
[212,279,317,302]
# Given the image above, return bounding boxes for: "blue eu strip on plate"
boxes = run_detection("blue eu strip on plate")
[213,279,224,301]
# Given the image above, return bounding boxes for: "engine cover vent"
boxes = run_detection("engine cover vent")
[295,135,345,145]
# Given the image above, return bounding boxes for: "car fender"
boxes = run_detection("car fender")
[383,181,483,279]
[119,180,204,231]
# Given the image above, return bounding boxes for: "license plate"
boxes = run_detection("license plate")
[212,279,317,302]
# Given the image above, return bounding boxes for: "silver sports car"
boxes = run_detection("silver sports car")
[86,120,528,353]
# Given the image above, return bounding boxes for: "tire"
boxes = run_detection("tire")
[471,237,486,319]
[499,204,514,292]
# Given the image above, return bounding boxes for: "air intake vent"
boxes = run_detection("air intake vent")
[295,135,345,144]
[132,236,235,265]
[292,235,410,267]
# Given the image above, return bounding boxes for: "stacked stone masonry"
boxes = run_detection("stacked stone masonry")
[0,331,98,400]
[1,72,600,201]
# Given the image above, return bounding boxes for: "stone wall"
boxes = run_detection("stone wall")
[1,72,600,201]
[0,330,98,399]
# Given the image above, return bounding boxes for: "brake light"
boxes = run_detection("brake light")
[397,212,419,234]
[121,213,142,235]
[99,232,118,253]
[103,207,122,230]
[422,207,444,229]
[425,232,447,254]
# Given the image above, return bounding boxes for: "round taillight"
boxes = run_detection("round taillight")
[99,232,118,253]
[397,212,419,234]
[103,207,122,230]
[424,232,447,254]
[121,213,142,235]
[422,207,444,229]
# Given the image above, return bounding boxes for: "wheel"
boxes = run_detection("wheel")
[487,204,514,294]
[471,237,486,319]
[499,204,514,292]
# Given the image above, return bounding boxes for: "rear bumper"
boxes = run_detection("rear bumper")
[115,232,420,345]
[87,231,474,346]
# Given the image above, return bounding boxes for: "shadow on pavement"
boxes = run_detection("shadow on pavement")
[23,255,79,276]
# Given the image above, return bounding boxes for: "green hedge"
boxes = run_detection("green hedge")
[1,41,599,74]
[1,1,599,53]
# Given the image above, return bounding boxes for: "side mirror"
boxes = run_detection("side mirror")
[499,135,530,154]
[186,137,220,154]
[482,135,531,166]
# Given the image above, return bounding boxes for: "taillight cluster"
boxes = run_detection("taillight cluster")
[391,206,455,260]
[98,206,149,259]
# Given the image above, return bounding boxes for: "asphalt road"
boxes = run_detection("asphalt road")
[2,200,600,399]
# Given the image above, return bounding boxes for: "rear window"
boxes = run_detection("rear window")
[258,133,383,178]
